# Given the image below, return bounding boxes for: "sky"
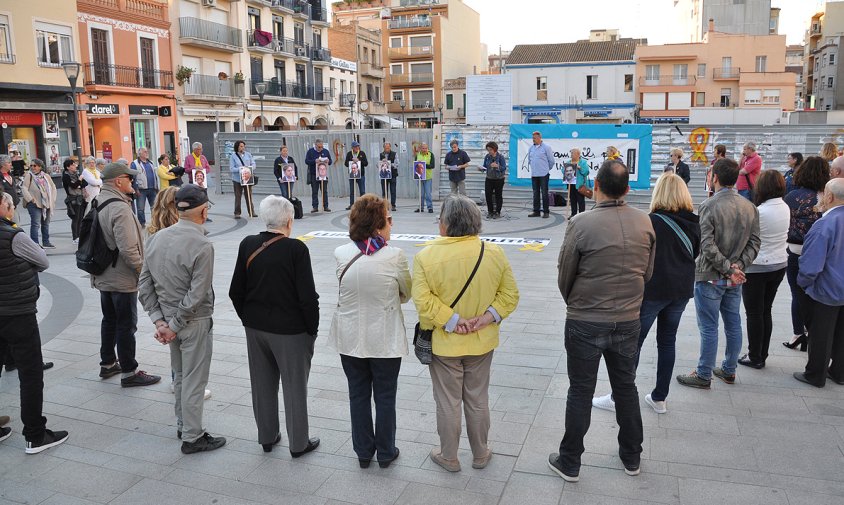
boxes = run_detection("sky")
[463,0,827,53]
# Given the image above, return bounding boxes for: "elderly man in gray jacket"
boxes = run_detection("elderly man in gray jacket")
[93,163,161,388]
[139,184,225,454]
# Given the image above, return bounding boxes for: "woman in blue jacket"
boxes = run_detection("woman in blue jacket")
[569,148,591,217]
[230,140,256,218]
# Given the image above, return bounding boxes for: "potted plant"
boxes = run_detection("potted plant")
[176,65,195,86]
[233,71,245,83]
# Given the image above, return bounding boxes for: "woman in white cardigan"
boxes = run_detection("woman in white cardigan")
[81,156,103,203]
[329,194,411,469]
[739,169,791,369]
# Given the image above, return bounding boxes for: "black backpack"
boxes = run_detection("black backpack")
[76,198,121,275]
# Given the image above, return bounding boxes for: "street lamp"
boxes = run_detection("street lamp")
[254,80,268,131]
[437,103,443,125]
[399,99,406,129]
[62,61,82,159]
[347,93,356,129]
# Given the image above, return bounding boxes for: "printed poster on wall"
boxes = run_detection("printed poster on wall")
[43,112,59,139]
[508,124,653,189]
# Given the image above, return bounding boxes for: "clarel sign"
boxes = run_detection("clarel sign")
[87,103,119,115]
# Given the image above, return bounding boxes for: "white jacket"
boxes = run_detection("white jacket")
[750,197,790,269]
[328,242,411,358]
[81,168,102,202]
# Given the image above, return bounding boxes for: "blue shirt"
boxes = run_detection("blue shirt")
[528,142,555,177]
[798,205,844,306]
[230,151,255,181]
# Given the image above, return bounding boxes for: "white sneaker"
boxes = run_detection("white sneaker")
[645,394,667,414]
[592,393,615,412]
[204,389,212,400]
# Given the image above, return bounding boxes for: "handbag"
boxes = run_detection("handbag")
[413,241,486,365]
[577,184,593,199]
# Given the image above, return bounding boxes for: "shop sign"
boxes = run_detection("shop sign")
[129,105,158,116]
[0,111,43,125]
[87,103,119,115]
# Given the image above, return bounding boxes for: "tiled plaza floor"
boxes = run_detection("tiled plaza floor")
[2,195,843,505]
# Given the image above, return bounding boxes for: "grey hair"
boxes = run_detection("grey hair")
[828,178,844,199]
[314,139,324,145]
[1,191,13,209]
[744,142,757,152]
[192,142,202,150]
[0,154,10,165]
[439,194,482,237]
[259,195,294,230]
[116,158,129,166]
[84,155,96,166]
[96,158,107,166]
[31,158,45,168]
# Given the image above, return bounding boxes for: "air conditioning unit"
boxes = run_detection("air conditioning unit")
[296,46,307,57]
[202,0,216,6]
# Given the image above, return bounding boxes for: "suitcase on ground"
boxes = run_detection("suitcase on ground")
[291,197,304,219]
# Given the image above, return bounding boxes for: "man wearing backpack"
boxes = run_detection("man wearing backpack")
[92,163,161,388]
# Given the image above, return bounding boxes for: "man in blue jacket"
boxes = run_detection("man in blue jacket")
[528,131,555,218]
[795,178,844,387]
[305,139,333,213]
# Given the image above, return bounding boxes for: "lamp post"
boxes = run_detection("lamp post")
[254,80,268,131]
[399,99,406,129]
[437,103,443,125]
[62,61,82,159]
[347,93,356,130]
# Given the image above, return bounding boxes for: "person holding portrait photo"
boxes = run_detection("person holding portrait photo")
[305,139,332,213]
[345,142,368,210]
[379,143,398,211]
[414,143,435,213]
[230,140,256,219]
[193,169,207,189]
[273,145,297,200]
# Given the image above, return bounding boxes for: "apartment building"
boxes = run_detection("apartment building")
[635,28,796,123]
[328,22,388,128]
[442,77,465,124]
[673,0,778,42]
[332,0,482,128]
[786,44,805,109]
[0,0,81,173]
[804,3,844,111]
[76,0,177,162]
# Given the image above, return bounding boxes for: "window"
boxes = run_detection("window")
[624,74,633,92]
[755,56,767,72]
[410,62,432,82]
[36,22,73,66]
[722,56,732,69]
[645,64,659,82]
[586,75,598,99]
[744,89,762,104]
[273,16,284,40]
[831,53,836,65]
[697,63,706,78]
[673,64,688,84]
[390,63,402,75]
[0,14,12,63]
[312,29,322,49]
[389,37,402,48]
[536,76,547,100]
[696,92,705,106]
[248,7,261,31]
[411,89,433,108]
[410,35,432,47]
[274,60,286,82]
[829,77,834,88]
[763,89,780,104]
[329,77,336,95]
[294,22,304,45]
[371,49,376,65]
[392,90,403,102]
[823,54,828,67]
[720,88,731,107]
[446,93,453,109]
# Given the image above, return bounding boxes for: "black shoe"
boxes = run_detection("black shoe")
[738,354,764,369]
[428,208,433,213]
[181,432,226,454]
[311,208,319,214]
[234,215,242,219]
[5,364,16,372]
[324,208,332,213]
[25,429,69,454]
[42,243,56,249]
[542,212,550,219]
[262,433,281,453]
[121,370,162,388]
[783,334,807,351]
[414,208,421,213]
[379,447,400,468]
[359,458,372,468]
[99,363,122,379]
[528,212,540,217]
[794,372,823,388]
[290,437,320,458]
[391,206,397,212]
[42,362,54,371]
[828,370,844,386]
[547,453,579,482]
[0,426,11,443]
[177,430,181,440]
[345,206,352,210]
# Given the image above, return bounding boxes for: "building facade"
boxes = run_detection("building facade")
[507,37,640,124]
[786,44,805,110]
[673,0,777,42]
[442,77,465,124]
[804,3,844,111]
[0,0,81,174]
[328,22,388,128]
[635,30,796,123]
[76,0,177,163]
[332,0,482,128]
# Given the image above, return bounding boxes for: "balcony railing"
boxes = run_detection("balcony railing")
[0,53,15,64]
[811,24,822,36]
[359,62,385,78]
[638,75,697,86]
[390,72,434,84]
[293,42,311,58]
[292,0,310,17]
[79,0,168,23]
[251,79,329,102]
[400,0,440,5]
[388,17,432,30]
[183,73,243,98]
[339,93,355,107]
[275,37,296,55]
[179,17,242,52]
[83,63,173,90]
[311,7,328,23]
[271,0,296,12]
[388,46,434,58]
[410,99,434,109]
[311,47,331,63]
[247,30,275,51]
[713,67,740,79]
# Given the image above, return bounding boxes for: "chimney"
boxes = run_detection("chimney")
[708,18,715,33]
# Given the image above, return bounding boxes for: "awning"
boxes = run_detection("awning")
[366,114,403,127]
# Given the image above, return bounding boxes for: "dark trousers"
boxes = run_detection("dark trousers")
[0,314,47,442]
[742,268,786,363]
[349,177,365,206]
[380,177,397,207]
[340,354,401,461]
[786,251,806,336]
[99,291,139,374]
[135,188,157,226]
[311,180,329,210]
[279,182,294,200]
[233,182,255,217]
[569,184,586,216]
[637,298,689,402]
[69,201,87,240]
[531,175,549,213]
[803,296,844,386]
[558,319,643,472]
[485,178,504,214]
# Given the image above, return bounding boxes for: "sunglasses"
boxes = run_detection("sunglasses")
[118,175,135,182]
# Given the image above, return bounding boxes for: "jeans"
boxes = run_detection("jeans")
[349,176,365,206]
[279,181,294,200]
[420,179,433,210]
[26,203,50,245]
[340,354,401,461]
[742,269,786,363]
[0,314,47,442]
[802,296,844,386]
[558,319,643,473]
[694,281,743,378]
[135,188,157,226]
[569,184,586,216]
[738,189,752,201]
[233,182,255,217]
[380,177,397,207]
[637,298,689,402]
[99,291,139,374]
[531,175,549,213]
[311,180,329,210]
[786,251,806,336]
[485,178,504,214]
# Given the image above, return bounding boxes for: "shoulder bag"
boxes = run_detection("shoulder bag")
[653,213,693,258]
[246,234,286,269]
[336,251,365,306]
[236,152,259,185]
[413,241,486,365]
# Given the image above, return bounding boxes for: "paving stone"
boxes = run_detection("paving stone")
[109,478,263,505]
[30,461,142,503]
[315,469,409,505]
[561,466,680,504]
[557,490,667,505]
[393,482,491,505]
[242,458,336,494]
[678,478,788,505]
[0,480,56,505]
[498,471,565,505]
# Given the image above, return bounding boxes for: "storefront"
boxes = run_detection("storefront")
[0,109,76,177]
[79,97,178,163]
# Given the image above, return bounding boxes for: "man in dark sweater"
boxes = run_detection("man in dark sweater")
[344,141,368,210]
[380,142,398,211]
[443,140,470,196]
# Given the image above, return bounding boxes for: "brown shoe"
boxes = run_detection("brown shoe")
[430,447,461,472]
[472,449,492,469]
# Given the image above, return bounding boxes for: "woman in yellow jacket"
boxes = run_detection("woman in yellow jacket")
[157,154,178,189]
[412,194,519,473]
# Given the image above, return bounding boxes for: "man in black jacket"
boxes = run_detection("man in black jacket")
[380,142,398,211]
[0,192,69,454]
[345,141,368,210]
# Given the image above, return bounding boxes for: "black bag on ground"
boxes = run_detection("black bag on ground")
[76,198,120,275]
[291,196,303,219]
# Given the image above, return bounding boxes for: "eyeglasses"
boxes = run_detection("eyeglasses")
[117,175,135,182]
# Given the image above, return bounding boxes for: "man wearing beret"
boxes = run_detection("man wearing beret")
[139,184,225,454]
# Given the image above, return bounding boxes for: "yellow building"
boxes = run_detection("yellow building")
[0,1,82,173]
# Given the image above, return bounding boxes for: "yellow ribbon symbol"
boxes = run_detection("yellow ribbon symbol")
[689,127,710,163]
[519,243,545,253]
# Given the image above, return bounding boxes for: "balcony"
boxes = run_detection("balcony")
[339,93,355,108]
[183,73,243,101]
[247,30,275,54]
[390,72,434,85]
[293,42,310,60]
[271,0,296,13]
[311,47,331,65]
[179,17,243,53]
[359,62,385,79]
[274,37,296,57]
[292,0,310,19]
[388,46,434,59]
[410,99,434,110]
[79,0,168,25]
[638,75,697,87]
[811,24,822,37]
[83,63,173,90]
[251,79,329,102]
[713,67,740,80]
[311,7,329,25]
[388,17,432,30]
